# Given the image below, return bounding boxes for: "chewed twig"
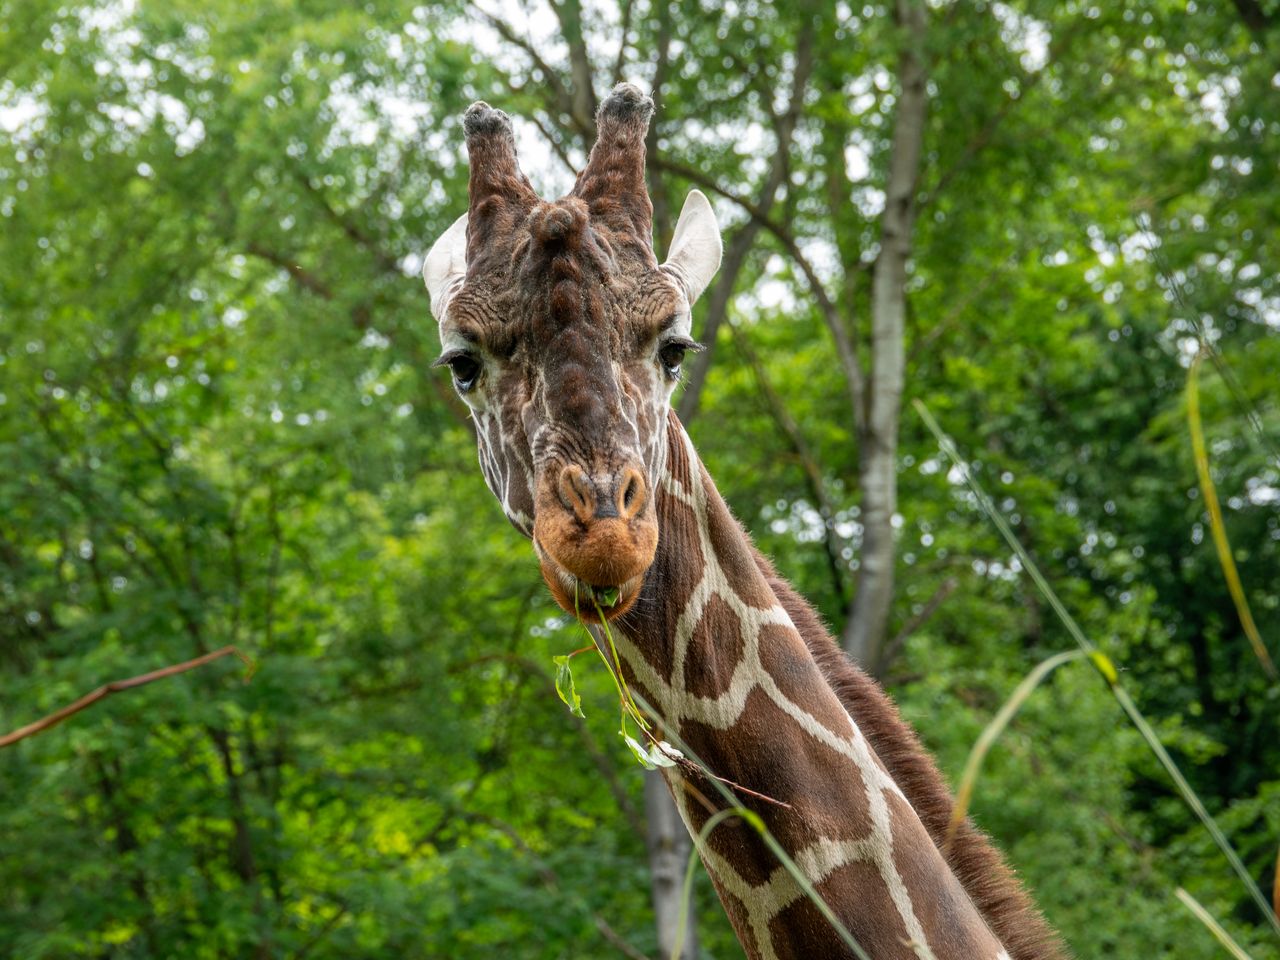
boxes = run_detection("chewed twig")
[671,754,793,810]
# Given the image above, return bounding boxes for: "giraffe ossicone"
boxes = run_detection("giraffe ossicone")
[422,83,1068,960]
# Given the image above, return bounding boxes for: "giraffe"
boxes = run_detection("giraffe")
[422,83,1067,960]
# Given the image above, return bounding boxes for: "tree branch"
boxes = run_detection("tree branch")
[289,166,403,277]
[905,261,1008,367]
[649,154,867,432]
[679,13,816,423]
[645,0,676,254]
[245,243,334,299]
[878,576,959,674]
[1231,0,1278,36]
[470,3,588,142]
[1,646,254,748]
[727,320,848,607]
[520,103,580,173]
[611,0,636,85]
[919,17,1084,210]
[550,0,599,138]
[289,900,350,960]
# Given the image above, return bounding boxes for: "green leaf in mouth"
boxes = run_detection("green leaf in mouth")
[595,586,620,607]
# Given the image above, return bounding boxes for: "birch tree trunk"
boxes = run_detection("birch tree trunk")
[843,0,928,671]
[645,770,698,959]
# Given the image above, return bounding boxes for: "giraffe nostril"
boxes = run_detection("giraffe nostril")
[618,469,646,520]
[557,464,596,521]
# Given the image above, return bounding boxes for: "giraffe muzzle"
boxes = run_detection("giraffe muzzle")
[532,463,658,620]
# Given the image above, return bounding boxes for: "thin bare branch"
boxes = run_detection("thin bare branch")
[550,0,599,136]
[245,243,334,299]
[645,0,676,253]
[878,576,958,673]
[521,105,580,173]
[906,262,1008,367]
[728,321,848,607]
[289,166,403,276]
[1,646,254,748]
[470,3,586,139]
[289,901,350,960]
[611,0,635,85]
[920,18,1084,210]
[650,154,867,431]
[680,15,816,422]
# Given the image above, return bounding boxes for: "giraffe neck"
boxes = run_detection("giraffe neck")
[610,415,1009,960]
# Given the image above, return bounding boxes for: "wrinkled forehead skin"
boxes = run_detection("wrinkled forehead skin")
[423,83,721,619]
[444,195,689,507]
[448,190,688,394]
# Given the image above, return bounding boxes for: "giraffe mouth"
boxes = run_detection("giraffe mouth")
[533,540,645,622]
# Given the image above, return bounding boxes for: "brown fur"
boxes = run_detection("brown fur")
[752,551,1070,960]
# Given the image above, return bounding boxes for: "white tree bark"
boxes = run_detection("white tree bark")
[843,0,929,671]
[644,771,698,959]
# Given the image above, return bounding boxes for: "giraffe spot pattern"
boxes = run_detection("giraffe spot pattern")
[611,423,1009,960]
[756,622,864,747]
[768,859,915,960]
[684,594,745,699]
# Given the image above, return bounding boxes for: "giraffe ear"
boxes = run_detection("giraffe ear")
[662,190,722,305]
[422,213,468,322]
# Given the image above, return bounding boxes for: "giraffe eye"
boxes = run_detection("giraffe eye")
[658,337,702,380]
[434,350,482,392]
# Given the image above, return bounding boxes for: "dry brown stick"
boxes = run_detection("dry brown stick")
[634,708,794,810]
[0,646,254,748]
[672,755,793,811]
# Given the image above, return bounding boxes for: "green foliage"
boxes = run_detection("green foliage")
[553,654,586,719]
[1,0,1278,957]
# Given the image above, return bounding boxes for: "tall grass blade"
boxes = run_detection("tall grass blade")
[914,398,1280,939]
[1176,887,1257,960]
[944,649,1086,852]
[1186,349,1277,679]
[670,808,745,960]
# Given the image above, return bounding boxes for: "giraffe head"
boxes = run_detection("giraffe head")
[423,84,722,620]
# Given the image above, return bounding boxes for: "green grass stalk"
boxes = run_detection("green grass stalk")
[944,649,1086,852]
[1186,349,1277,679]
[915,398,1280,939]
[1176,887,1257,960]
